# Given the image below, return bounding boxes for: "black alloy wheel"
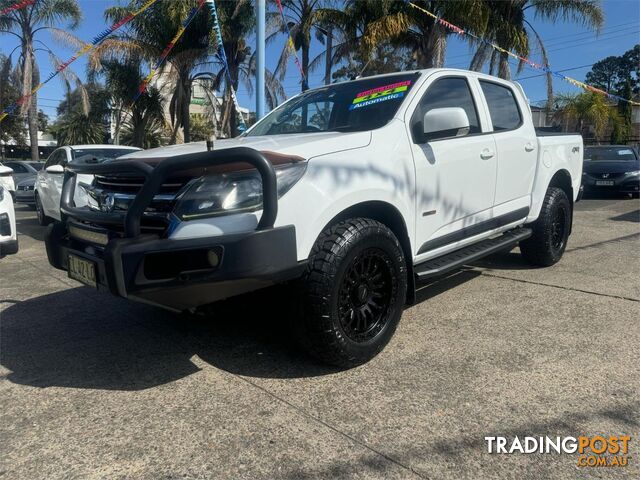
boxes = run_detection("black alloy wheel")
[337,248,393,343]
[550,204,567,252]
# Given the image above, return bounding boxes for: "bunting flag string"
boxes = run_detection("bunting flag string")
[207,0,246,130]
[408,2,640,106]
[0,0,160,123]
[133,0,206,102]
[0,0,35,17]
[275,0,307,89]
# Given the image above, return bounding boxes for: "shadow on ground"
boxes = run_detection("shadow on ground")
[13,205,47,242]
[610,209,639,223]
[1,270,481,391]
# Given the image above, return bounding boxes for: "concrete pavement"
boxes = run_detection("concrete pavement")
[1,196,638,479]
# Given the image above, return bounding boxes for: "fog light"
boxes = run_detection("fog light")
[207,249,220,267]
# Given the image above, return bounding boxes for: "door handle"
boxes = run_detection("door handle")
[480,149,495,160]
[525,143,535,152]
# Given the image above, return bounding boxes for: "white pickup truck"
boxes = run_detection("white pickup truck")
[45,68,582,367]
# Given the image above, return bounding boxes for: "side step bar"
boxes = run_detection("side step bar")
[414,228,533,280]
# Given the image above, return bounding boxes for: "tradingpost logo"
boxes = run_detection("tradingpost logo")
[484,435,631,468]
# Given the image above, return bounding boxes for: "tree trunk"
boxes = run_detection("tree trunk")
[220,87,233,138]
[133,112,144,148]
[181,73,191,143]
[21,35,39,160]
[301,42,309,91]
[324,28,333,85]
[422,24,447,68]
[545,70,554,125]
[498,52,511,80]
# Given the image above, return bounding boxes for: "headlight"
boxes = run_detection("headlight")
[0,186,4,202]
[624,170,639,176]
[173,162,306,220]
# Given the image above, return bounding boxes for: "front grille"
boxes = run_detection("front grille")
[94,175,189,195]
[585,172,625,180]
[84,174,192,234]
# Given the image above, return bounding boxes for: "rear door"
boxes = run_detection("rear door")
[407,74,497,256]
[476,80,537,216]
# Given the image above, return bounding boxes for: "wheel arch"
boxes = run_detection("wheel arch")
[547,169,574,234]
[320,200,416,304]
[548,169,573,203]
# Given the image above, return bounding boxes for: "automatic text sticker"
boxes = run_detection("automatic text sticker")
[350,81,412,110]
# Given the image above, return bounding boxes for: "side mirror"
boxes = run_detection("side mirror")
[0,165,13,176]
[421,107,470,142]
[46,164,65,174]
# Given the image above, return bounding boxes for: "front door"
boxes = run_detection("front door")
[407,75,496,257]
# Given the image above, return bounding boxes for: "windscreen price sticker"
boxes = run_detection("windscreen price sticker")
[350,80,412,110]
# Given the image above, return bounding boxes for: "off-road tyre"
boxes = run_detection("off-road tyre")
[520,187,571,266]
[296,218,407,368]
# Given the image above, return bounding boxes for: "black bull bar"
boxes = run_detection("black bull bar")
[60,146,279,235]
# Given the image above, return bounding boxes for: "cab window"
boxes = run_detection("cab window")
[479,81,522,131]
[412,77,481,139]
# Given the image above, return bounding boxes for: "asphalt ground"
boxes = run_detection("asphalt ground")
[1,194,639,479]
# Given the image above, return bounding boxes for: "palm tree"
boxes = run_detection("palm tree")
[272,0,331,91]
[50,111,106,145]
[95,58,167,148]
[0,54,26,149]
[199,0,284,137]
[99,0,212,143]
[321,0,486,73]
[554,92,616,143]
[0,0,82,159]
[469,0,604,112]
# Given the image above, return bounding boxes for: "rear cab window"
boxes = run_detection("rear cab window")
[479,81,522,131]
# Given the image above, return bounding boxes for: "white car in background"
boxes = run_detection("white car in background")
[0,164,16,199]
[0,184,18,257]
[35,145,141,225]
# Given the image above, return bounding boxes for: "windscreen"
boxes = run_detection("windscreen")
[246,73,419,136]
[27,162,44,171]
[584,147,637,161]
[71,148,139,164]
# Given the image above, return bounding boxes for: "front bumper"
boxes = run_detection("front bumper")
[0,238,18,256]
[46,147,302,312]
[46,220,301,311]
[14,189,35,204]
[582,174,640,193]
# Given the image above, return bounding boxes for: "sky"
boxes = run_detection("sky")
[1,0,639,121]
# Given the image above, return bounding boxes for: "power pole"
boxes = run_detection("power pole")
[256,0,266,120]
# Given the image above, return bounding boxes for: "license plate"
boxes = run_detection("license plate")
[68,254,97,288]
[595,180,614,186]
